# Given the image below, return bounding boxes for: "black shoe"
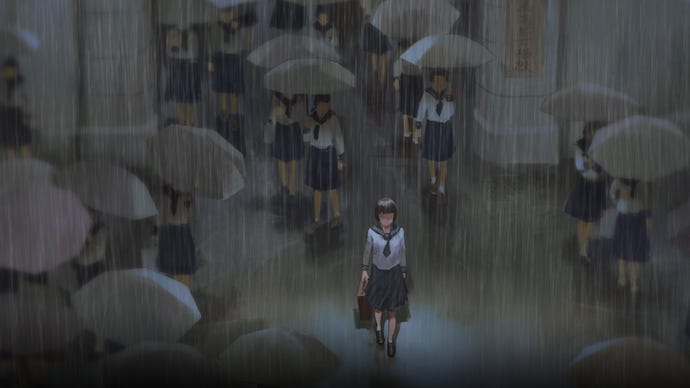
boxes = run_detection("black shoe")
[387,341,396,357]
[375,330,384,345]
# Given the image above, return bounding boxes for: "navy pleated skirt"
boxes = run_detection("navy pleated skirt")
[365,265,407,312]
[422,121,455,162]
[272,122,304,161]
[157,224,197,275]
[306,146,340,191]
[399,74,424,117]
[613,212,650,262]
[564,175,608,222]
[211,52,245,94]
[165,59,201,103]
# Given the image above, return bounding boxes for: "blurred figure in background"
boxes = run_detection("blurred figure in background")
[156,185,196,287]
[164,26,201,126]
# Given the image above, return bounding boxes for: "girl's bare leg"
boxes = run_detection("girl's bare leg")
[313,190,322,222]
[329,189,340,219]
[378,53,387,86]
[288,161,297,195]
[176,103,185,125]
[185,103,195,126]
[387,311,397,342]
[278,161,288,189]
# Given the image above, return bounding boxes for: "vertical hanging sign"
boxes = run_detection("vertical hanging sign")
[505,0,545,77]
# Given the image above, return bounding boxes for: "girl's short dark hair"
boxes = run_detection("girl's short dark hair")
[619,178,639,198]
[375,198,397,221]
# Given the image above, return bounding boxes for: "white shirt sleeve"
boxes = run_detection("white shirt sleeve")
[574,148,585,171]
[416,93,429,123]
[333,116,345,155]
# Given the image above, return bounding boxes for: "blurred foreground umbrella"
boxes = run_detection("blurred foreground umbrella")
[264,58,355,94]
[400,34,493,69]
[0,158,54,195]
[54,162,157,220]
[99,342,226,388]
[182,319,265,357]
[568,337,690,388]
[147,125,247,200]
[0,291,84,355]
[248,34,341,69]
[218,327,340,386]
[542,83,641,122]
[0,184,91,274]
[0,25,39,54]
[589,116,690,181]
[371,0,459,40]
[666,199,690,257]
[71,269,201,345]
[157,0,215,26]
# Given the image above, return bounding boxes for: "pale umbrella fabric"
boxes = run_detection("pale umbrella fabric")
[541,83,641,122]
[71,269,201,345]
[264,58,356,94]
[147,125,247,200]
[400,34,493,69]
[0,291,84,355]
[568,337,690,387]
[206,0,256,8]
[589,115,690,181]
[247,34,341,69]
[0,158,54,195]
[182,319,265,357]
[217,327,340,385]
[98,342,227,388]
[54,162,157,220]
[0,25,39,54]
[0,183,91,274]
[156,0,215,26]
[371,0,460,40]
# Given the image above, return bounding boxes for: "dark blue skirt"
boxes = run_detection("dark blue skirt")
[613,212,650,262]
[362,22,391,54]
[365,265,407,312]
[272,122,304,161]
[422,121,455,162]
[211,52,245,94]
[165,59,201,103]
[157,224,197,275]
[564,175,607,222]
[305,146,340,191]
[399,74,424,117]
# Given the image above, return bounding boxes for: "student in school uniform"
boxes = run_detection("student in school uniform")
[156,185,196,287]
[610,178,652,295]
[72,210,109,288]
[207,6,256,117]
[164,26,201,126]
[415,69,455,197]
[393,40,424,142]
[360,0,390,89]
[0,105,31,159]
[563,122,609,259]
[267,91,307,198]
[312,5,340,48]
[304,94,345,233]
[360,198,407,358]
[0,58,29,114]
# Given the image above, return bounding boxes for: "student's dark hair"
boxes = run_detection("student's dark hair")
[429,68,449,82]
[375,198,397,222]
[619,178,639,198]
[313,94,331,106]
[2,57,18,69]
[315,4,331,18]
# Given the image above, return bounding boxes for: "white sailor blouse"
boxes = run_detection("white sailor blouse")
[167,27,199,60]
[574,139,604,181]
[303,110,345,156]
[361,225,407,273]
[609,179,650,215]
[416,88,455,124]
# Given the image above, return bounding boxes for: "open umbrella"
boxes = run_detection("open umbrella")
[400,34,493,69]
[568,337,690,387]
[0,158,54,195]
[247,34,341,69]
[156,0,215,26]
[264,58,355,94]
[182,319,265,357]
[98,342,226,388]
[0,183,91,274]
[541,83,641,122]
[0,291,84,355]
[371,0,460,40]
[54,162,157,220]
[589,115,690,181]
[147,125,247,200]
[0,25,39,54]
[217,327,340,386]
[71,269,201,345]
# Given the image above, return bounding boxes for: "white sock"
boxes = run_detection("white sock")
[388,339,393,343]
[376,323,381,331]
[430,177,437,185]
[403,132,411,138]
[438,185,445,193]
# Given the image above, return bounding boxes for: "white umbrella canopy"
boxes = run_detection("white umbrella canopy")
[98,342,227,388]
[589,115,690,181]
[263,58,356,94]
[156,0,216,26]
[217,327,340,386]
[371,0,460,40]
[0,291,84,355]
[54,161,157,220]
[0,158,55,195]
[147,125,247,200]
[71,269,201,346]
[182,318,266,357]
[541,83,642,122]
[664,110,690,135]
[568,337,690,387]
[247,34,341,69]
[400,34,493,69]
[0,25,39,54]
[0,183,91,274]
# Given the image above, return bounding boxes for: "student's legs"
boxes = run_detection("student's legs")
[378,53,387,86]
[387,311,397,341]
[230,93,238,115]
[278,161,288,189]
[288,161,297,194]
[403,115,412,137]
[185,103,195,126]
[374,309,383,329]
[630,262,641,291]
[176,103,185,125]
[427,160,437,182]
[576,220,594,255]
[329,189,340,219]
[439,161,448,189]
[313,190,322,222]
[220,93,228,115]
